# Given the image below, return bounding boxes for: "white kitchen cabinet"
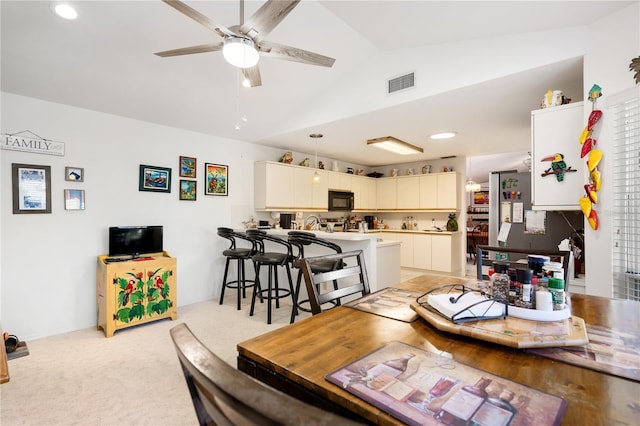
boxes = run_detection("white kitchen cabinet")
[419,172,459,210]
[352,175,377,211]
[436,173,459,209]
[396,176,420,209]
[382,231,460,273]
[412,234,432,270]
[254,161,328,211]
[328,171,352,191]
[531,102,584,210]
[431,234,452,272]
[418,175,437,209]
[396,233,414,268]
[376,178,397,210]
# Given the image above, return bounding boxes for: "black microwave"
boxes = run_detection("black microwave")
[328,190,354,211]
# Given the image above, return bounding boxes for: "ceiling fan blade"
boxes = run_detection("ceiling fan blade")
[154,42,223,57]
[162,0,236,38]
[259,41,335,68]
[242,66,262,87]
[239,0,299,43]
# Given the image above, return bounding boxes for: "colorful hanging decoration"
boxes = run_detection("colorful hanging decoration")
[540,153,577,181]
[580,84,604,230]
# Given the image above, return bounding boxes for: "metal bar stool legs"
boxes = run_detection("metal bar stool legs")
[250,262,294,324]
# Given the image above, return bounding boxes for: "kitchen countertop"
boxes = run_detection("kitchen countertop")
[261,228,459,238]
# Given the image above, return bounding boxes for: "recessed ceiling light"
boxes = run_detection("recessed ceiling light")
[430,132,457,140]
[53,3,78,20]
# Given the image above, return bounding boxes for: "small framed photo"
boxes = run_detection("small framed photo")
[64,189,86,210]
[179,180,197,201]
[139,164,171,193]
[65,166,84,182]
[12,163,52,214]
[205,163,228,196]
[179,156,197,178]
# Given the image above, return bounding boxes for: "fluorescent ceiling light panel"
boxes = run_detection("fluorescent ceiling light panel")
[367,136,423,155]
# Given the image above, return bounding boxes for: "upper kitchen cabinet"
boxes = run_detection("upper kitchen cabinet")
[531,102,584,210]
[419,172,459,210]
[352,175,377,211]
[254,161,328,211]
[376,178,397,209]
[396,175,420,209]
[328,171,352,191]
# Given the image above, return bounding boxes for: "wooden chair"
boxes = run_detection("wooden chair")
[287,231,342,323]
[476,245,571,286]
[300,250,370,315]
[170,323,359,426]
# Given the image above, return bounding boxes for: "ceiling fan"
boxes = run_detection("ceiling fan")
[155,0,335,87]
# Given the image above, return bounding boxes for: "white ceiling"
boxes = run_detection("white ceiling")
[1,1,633,182]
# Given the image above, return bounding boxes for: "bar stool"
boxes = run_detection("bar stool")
[288,231,342,323]
[217,227,257,310]
[246,229,296,324]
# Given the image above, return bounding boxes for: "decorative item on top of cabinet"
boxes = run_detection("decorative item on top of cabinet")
[279,152,293,164]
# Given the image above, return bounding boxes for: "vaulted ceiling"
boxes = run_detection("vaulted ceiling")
[1,1,633,181]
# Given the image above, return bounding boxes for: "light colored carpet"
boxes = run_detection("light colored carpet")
[0,293,309,426]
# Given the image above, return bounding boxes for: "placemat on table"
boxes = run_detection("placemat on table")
[527,323,640,382]
[326,341,566,426]
[345,287,423,322]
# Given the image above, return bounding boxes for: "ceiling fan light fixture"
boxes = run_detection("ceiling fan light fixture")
[53,3,78,20]
[223,36,259,69]
[367,136,423,155]
[430,131,457,140]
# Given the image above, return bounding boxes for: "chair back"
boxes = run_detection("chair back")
[246,229,293,265]
[217,227,256,254]
[288,231,342,267]
[170,323,359,426]
[476,245,571,286]
[300,250,370,315]
[217,227,236,250]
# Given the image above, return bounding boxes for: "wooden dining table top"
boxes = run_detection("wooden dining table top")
[237,274,640,425]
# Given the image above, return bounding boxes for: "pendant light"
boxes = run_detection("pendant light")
[466,157,481,192]
[310,133,323,184]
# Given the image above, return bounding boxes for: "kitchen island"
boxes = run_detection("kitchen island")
[266,229,400,291]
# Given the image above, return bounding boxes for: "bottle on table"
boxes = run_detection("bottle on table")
[548,277,566,310]
[468,388,517,426]
[515,268,535,309]
[433,377,492,425]
[490,262,510,304]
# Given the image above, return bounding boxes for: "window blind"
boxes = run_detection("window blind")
[611,88,640,300]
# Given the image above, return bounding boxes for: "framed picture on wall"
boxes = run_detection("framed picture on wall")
[139,164,171,193]
[179,180,197,201]
[64,166,84,182]
[473,190,490,205]
[64,189,86,210]
[179,156,196,178]
[205,163,228,196]
[12,163,52,214]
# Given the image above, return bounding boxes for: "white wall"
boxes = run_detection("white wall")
[0,93,286,340]
[583,2,639,297]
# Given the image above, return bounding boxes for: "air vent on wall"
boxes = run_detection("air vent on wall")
[388,72,415,94]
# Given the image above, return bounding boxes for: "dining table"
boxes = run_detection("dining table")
[237,274,640,425]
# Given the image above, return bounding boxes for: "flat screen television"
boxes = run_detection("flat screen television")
[108,226,163,257]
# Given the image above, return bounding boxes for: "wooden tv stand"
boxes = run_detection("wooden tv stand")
[96,251,177,337]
